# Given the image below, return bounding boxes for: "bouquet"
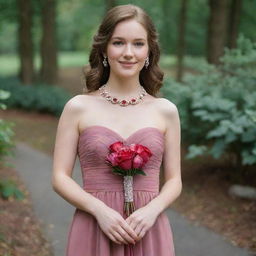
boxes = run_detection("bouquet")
[105,141,152,216]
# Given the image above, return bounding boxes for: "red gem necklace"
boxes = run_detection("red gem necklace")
[98,84,148,107]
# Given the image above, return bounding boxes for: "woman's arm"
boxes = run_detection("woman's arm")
[51,96,106,215]
[147,98,182,213]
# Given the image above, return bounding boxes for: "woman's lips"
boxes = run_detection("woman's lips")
[119,61,137,67]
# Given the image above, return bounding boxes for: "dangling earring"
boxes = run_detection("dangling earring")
[145,56,149,69]
[103,56,108,67]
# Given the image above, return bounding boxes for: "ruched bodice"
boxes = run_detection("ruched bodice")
[66,125,176,256]
[77,125,165,193]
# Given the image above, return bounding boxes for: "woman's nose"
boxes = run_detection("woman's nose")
[123,44,133,56]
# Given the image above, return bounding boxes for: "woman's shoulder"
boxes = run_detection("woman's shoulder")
[154,97,178,112]
[62,94,92,114]
[154,97,179,120]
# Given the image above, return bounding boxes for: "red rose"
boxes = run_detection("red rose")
[130,144,152,164]
[116,148,136,170]
[109,141,124,152]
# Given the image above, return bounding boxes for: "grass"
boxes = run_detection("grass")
[0,52,89,77]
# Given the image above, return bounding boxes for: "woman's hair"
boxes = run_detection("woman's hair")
[83,4,164,97]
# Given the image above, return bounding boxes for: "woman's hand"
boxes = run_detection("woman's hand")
[94,204,139,245]
[125,204,160,241]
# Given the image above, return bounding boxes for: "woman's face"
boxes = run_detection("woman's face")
[105,19,149,79]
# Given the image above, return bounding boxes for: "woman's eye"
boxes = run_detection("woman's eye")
[113,41,123,45]
[135,42,144,46]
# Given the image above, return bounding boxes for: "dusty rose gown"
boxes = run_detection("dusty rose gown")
[66,125,176,256]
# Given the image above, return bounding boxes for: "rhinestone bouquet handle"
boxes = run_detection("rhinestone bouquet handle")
[123,175,135,216]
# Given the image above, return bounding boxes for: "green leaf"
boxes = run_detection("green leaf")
[14,189,25,200]
[209,140,226,159]
[1,180,15,198]
[224,132,237,143]
[242,150,256,165]
[135,170,146,176]
[186,145,208,159]
[241,129,256,142]
[0,89,10,100]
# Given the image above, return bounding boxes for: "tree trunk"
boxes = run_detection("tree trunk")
[176,0,188,82]
[105,0,116,12]
[207,0,229,65]
[160,0,173,55]
[227,0,243,49]
[40,0,58,85]
[17,0,34,85]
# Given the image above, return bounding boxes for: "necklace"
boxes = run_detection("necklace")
[98,84,148,107]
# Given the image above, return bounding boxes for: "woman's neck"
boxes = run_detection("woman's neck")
[104,74,142,97]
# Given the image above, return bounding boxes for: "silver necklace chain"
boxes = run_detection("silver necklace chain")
[98,84,148,107]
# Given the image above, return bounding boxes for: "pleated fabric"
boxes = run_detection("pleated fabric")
[66,125,176,256]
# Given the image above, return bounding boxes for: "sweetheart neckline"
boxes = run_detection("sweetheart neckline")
[79,125,165,141]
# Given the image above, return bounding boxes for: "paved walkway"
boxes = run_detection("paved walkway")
[10,142,254,256]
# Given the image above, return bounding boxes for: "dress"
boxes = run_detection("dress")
[66,125,176,256]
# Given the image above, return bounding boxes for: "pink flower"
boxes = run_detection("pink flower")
[132,155,144,169]
[106,152,119,166]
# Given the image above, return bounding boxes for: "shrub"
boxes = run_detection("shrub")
[0,77,71,116]
[0,89,23,200]
[0,89,15,163]
[161,35,256,170]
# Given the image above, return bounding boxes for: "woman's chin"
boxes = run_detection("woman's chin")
[113,69,140,78]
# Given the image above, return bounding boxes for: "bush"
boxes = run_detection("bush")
[0,89,23,200]
[0,77,71,116]
[0,89,15,163]
[161,35,256,170]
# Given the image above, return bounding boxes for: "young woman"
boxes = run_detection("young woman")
[52,4,182,256]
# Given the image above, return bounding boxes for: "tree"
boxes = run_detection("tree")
[176,0,188,82]
[40,0,58,84]
[227,0,243,49]
[17,0,34,84]
[159,0,175,55]
[207,0,229,64]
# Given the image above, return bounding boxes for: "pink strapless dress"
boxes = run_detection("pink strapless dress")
[66,125,176,256]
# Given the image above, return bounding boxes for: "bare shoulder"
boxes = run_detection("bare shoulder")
[62,94,90,114]
[155,98,180,126]
[155,97,178,115]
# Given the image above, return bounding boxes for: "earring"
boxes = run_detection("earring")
[145,56,149,69]
[103,56,108,67]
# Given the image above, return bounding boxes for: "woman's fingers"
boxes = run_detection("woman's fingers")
[137,226,146,239]
[108,232,122,245]
[121,220,139,242]
[112,230,128,244]
[134,224,143,236]
[117,226,136,244]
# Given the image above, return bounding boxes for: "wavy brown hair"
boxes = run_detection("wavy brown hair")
[83,4,164,97]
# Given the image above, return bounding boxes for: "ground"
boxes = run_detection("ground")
[1,67,256,255]
[0,164,53,256]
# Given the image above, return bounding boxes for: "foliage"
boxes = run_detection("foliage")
[161,35,256,169]
[0,89,23,200]
[1,0,256,55]
[0,77,71,116]
[0,89,15,163]
[0,178,24,200]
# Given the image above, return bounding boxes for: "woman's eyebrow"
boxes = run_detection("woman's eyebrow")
[111,36,146,41]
